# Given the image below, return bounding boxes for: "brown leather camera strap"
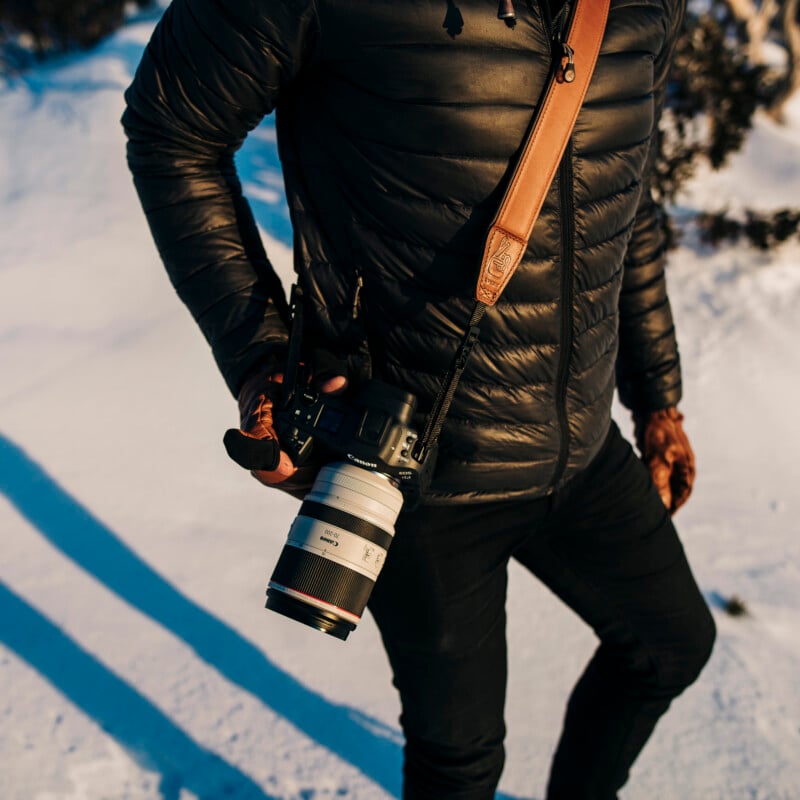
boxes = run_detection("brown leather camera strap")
[476,0,611,305]
[415,0,610,461]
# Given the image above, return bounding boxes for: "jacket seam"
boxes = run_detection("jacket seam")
[195,282,260,323]
[172,253,243,290]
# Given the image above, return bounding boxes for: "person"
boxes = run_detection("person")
[122,0,716,797]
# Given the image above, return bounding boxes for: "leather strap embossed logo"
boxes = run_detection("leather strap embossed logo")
[477,232,524,305]
[488,235,513,280]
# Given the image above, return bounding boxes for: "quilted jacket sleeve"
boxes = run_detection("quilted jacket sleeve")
[615,0,685,414]
[121,0,320,395]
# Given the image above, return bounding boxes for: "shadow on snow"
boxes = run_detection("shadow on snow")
[0,433,402,797]
[0,433,527,798]
[0,581,275,800]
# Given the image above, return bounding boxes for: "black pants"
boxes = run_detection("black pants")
[368,422,716,800]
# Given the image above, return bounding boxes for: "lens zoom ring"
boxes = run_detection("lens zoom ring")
[299,500,394,550]
[270,546,375,616]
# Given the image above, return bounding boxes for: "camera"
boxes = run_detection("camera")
[266,379,436,640]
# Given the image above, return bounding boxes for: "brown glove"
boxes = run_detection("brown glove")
[634,406,696,515]
[223,360,348,498]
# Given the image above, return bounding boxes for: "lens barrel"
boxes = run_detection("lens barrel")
[266,462,404,640]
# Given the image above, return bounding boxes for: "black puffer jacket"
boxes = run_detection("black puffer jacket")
[123,0,685,503]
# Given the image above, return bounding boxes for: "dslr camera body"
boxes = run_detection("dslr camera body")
[266,375,437,640]
[275,379,435,508]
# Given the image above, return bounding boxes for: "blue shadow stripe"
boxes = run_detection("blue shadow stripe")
[0,432,402,797]
[0,581,274,800]
[235,118,293,249]
[0,434,525,800]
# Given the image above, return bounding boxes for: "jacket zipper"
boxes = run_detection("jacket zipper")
[538,0,577,491]
[550,137,575,490]
[538,0,571,51]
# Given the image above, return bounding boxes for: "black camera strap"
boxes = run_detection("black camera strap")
[413,0,609,463]
[281,283,306,408]
[414,300,486,462]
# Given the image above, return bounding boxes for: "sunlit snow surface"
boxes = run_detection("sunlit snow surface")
[1,10,798,800]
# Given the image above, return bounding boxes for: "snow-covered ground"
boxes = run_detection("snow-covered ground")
[1,10,799,800]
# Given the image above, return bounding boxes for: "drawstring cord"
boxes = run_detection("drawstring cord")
[498,0,516,21]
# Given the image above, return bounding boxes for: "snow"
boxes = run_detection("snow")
[1,11,799,800]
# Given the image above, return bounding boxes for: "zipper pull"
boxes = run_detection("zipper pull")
[351,273,363,319]
[556,42,575,83]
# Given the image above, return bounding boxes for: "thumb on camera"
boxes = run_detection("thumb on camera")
[311,348,349,395]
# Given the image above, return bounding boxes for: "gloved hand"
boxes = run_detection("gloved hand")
[223,352,348,498]
[634,406,696,515]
